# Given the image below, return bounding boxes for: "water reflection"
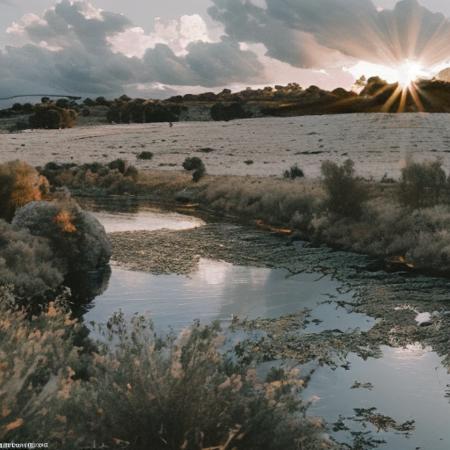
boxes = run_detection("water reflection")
[65,266,111,315]
[306,346,450,450]
[77,197,205,233]
[83,259,373,334]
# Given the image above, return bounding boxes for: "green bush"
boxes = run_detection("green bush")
[321,159,368,218]
[399,160,447,208]
[137,151,154,161]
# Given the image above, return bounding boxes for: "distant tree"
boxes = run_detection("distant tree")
[83,97,96,107]
[211,102,250,121]
[29,105,77,129]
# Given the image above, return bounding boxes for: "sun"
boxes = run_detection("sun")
[394,60,426,87]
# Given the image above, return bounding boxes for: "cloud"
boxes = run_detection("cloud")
[0,0,263,98]
[3,0,450,99]
[209,0,450,69]
[108,14,211,58]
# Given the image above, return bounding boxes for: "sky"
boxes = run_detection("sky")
[2,0,450,99]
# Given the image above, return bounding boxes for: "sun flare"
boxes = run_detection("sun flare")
[348,60,431,89]
[394,60,426,88]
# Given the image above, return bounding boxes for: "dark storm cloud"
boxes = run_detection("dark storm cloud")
[209,0,450,67]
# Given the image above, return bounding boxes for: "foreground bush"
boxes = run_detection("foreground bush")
[321,159,368,218]
[0,291,85,444]
[0,221,63,299]
[0,161,49,221]
[12,199,111,273]
[0,291,326,450]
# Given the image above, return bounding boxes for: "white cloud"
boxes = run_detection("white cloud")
[108,14,211,58]
[6,13,48,36]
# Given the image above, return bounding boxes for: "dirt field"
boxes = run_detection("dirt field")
[1,113,450,178]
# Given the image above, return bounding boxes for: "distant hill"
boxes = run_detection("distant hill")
[3,78,450,131]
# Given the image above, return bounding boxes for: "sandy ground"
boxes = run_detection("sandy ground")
[1,113,450,179]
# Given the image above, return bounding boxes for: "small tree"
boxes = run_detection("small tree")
[321,159,368,218]
[399,160,447,208]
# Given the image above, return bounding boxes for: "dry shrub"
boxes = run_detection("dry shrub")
[40,161,139,195]
[0,292,326,450]
[313,198,450,273]
[0,290,83,444]
[0,161,49,221]
[72,315,325,450]
[200,176,322,232]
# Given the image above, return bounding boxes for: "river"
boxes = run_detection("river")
[78,198,450,450]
